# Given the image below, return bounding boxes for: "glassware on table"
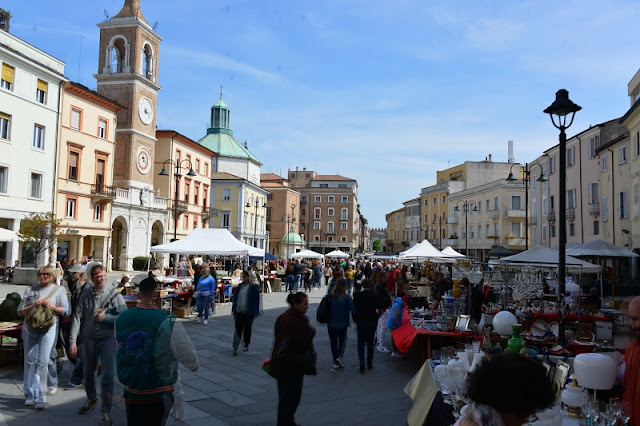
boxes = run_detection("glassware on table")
[588,399,600,426]
[619,401,631,425]
[582,396,592,426]
[604,403,618,426]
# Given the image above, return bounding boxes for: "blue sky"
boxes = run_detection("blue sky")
[5,0,640,228]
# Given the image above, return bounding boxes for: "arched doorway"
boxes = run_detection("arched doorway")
[111,216,128,271]
[151,220,165,270]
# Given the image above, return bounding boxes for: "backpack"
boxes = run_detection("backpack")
[316,294,331,324]
[27,286,59,331]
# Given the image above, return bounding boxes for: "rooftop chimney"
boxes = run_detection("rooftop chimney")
[488,154,492,162]
[508,140,514,163]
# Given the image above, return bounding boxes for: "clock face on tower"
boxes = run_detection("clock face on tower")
[138,97,154,125]
[136,146,152,175]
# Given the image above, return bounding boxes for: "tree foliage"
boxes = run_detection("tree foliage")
[17,212,62,267]
[372,239,381,252]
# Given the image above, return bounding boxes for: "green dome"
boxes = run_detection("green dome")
[282,232,303,243]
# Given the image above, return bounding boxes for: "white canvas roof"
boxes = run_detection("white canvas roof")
[291,249,324,259]
[566,239,639,258]
[399,239,453,260]
[150,228,263,257]
[499,245,601,273]
[325,250,350,258]
[441,246,465,258]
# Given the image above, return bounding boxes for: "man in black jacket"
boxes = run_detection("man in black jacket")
[354,279,379,372]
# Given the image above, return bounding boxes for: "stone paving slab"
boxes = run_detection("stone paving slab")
[1,281,416,425]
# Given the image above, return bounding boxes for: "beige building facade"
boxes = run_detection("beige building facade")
[261,173,301,257]
[385,208,405,254]
[56,82,122,265]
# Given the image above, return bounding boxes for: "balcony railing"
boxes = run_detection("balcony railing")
[566,209,575,220]
[487,209,500,218]
[529,216,538,225]
[506,237,526,246]
[547,210,556,222]
[448,215,459,224]
[91,184,116,200]
[202,206,219,217]
[589,203,600,216]
[506,209,526,218]
[447,238,458,247]
[170,200,188,213]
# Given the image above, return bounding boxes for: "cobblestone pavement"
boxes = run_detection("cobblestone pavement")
[0,276,416,425]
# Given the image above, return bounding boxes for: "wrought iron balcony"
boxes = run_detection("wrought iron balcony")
[566,209,575,220]
[529,216,538,225]
[589,203,600,216]
[91,184,116,200]
[547,210,556,222]
[170,200,188,213]
[202,206,219,218]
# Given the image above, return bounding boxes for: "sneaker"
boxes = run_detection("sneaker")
[359,364,365,374]
[35,402,45,410]
[243,345,249,352]
[331,362,340,370]
[99,412,112,426]
[233,349,238,356]
[64,382,82,390]
[25,398,34,406]
[391,351,405,359]
[377,346,391,353]
[78,398,97,415]
[336,358,344,369]
[203,319,208,325]
[195,316,202,323]
[47,386,57,395]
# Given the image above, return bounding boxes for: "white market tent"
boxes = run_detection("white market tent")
[499,245,601,273]
[566,239,639,258]
[441,246,466,258]
[399,239,453,260]
[325,249,350,258]
[150,228,264,257]
[291,249,324,259]
[0,227,18,242]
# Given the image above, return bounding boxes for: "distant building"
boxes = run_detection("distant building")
[288,168,361,256]
[403,197,421,249]
[385,208,405,254]
[260,173,301,257]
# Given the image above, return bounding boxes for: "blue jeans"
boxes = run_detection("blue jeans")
[357,322,376,367]
[327,327,347,363]
[346,279,354,294]
[196,294,213,320]
[69,345,83,385]
[83,336,117,412]
[285,275,294,291]
[313,276,322,288]
[23,324,57,403]
[294,274,301,292]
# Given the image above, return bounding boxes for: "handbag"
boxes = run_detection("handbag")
[275,335,317,376]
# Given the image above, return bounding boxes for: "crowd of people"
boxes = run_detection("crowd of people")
[12,254,640,426]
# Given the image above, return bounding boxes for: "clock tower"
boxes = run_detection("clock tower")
[95,0,161,188]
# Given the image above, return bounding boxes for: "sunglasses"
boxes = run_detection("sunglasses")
[38,272,52,276]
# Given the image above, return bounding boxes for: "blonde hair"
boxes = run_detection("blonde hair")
[200,266,211,277]
[37,266,56,284]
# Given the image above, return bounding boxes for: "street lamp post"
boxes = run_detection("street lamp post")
[506,162,548,250]
[159,159,196,274]
[454,201,478,258]
[246,196,267,248]
[544,89,581,347]
[432,216,444,250]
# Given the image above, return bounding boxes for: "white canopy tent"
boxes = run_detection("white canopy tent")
[150,228,264,257]
[566,239,639,258]
[499,245,601,273]
[325,249,350,258]
[399,239,454,260]
[0,227,18,242]
[290,249,324,259]
[441,246,465,258]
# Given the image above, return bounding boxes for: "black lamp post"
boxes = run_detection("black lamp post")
[454,201,478,258]
[432,216,444,250]
[246,196,267,248]
[544,89,581,347]
[506,162,548,250]
[159,159,196,274]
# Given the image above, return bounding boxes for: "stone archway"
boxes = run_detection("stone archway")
[151,220,166,270]
[111,216,128,271]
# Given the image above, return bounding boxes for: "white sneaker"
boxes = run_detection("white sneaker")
[203,319,208,325]
[391,351,405,359]
[336,358,345,369]
[25,399,35,406]
[47,386,57,395]
[377,346,391,353]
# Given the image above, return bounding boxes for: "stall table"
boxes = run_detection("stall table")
[414,329,474,363]
[0,322,22,364]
